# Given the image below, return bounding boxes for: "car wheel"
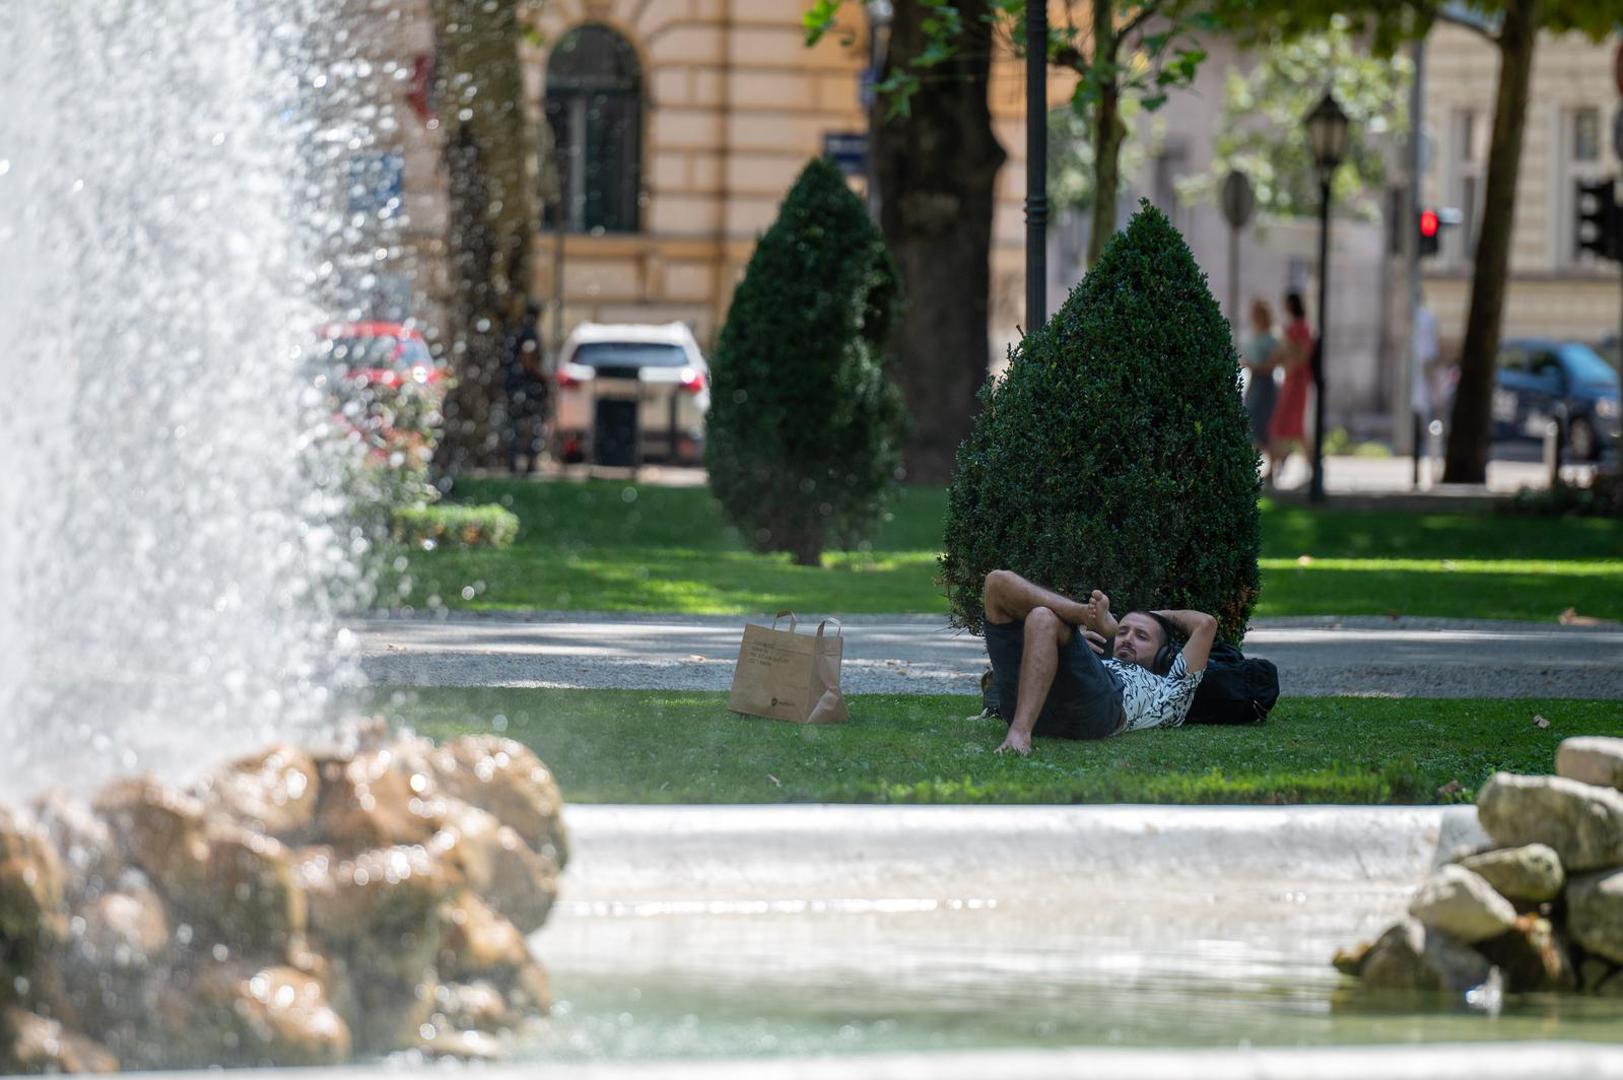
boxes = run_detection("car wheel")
[1568,417,1599,462]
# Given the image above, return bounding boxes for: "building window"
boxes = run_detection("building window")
[545,24,642,233]
[1447,107,1483,267]
[1555,106,1607,268]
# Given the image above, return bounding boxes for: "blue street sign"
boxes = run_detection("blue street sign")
[823,132,867,177]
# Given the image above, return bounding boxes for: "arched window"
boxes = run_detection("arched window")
[545,25,642,233]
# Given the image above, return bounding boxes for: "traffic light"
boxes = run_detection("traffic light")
[1575,178,1621,262]
[1418,208,1442,258]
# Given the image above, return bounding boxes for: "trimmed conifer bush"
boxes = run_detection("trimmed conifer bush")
[706,157,908,566]
[940,202,1261,641]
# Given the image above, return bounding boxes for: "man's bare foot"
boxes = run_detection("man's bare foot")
[1085,590,1119,638]
[995,729,1032,756]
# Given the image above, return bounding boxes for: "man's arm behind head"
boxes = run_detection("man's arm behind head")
[1152,609,1218,673]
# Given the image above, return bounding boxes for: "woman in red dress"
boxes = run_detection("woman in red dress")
[1266,291,1314,487]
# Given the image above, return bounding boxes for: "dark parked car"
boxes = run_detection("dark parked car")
[1492,339,1619,461]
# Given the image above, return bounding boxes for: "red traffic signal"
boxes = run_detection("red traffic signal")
[1418,208,1442,257]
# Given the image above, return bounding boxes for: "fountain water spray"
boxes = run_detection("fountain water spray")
[0,0,386,797]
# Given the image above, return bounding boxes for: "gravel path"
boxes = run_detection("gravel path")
[356,612,1623,699]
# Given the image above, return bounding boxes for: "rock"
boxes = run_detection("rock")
[79,876,171,969]
[417,1026,504,1061]
[345,973,438,1055]
[198,821,306,950]
[440,892,530,979]
[97,778,305,953]
[198,744,320,838]
[1556,736,1623,791]
[1,1007,118,1073]
[429,800,559,934]
[1407,864,1518,943]
[231,965,352,1066]
[435,980,517,1032]
[1476,772,1623,872]
[314,750,440,851]
[298,844,461,947]
[1331,942,1370,977]
[1567,868,1623,964]
[1476,914,1578,993]
[0,805,67,948]
[158,961,351,1067]
[1358,918,1494,993]
[1458,844,1565,904]
[508,957,553,1014]
[94,776,212,888]
[30,790,122,906]
[1579,956,1618,993]
[415,736,568,867]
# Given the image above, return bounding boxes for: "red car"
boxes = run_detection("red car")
[315,322,445,391]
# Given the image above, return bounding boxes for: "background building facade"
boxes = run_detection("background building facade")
[373,4,1620,443]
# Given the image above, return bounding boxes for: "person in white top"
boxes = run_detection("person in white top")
[981,570,1218,756]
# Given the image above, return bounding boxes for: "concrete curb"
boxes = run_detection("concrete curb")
[121,1041,1623,1080]
[551,803,1490,901]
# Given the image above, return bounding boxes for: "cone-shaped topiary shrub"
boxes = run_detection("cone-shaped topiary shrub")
[706,157,909,566]
[940,201,1260,640]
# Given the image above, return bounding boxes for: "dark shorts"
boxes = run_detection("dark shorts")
[984,618,1127,741]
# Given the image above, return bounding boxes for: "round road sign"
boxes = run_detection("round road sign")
[1221,170,1256,229]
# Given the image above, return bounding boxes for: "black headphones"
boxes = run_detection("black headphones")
[1145,612,1184,676]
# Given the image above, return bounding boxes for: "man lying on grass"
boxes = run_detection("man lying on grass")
[983,569,1217,756]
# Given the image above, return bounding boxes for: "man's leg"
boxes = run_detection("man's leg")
[984,569,1093,628]
[995,605,1072,756]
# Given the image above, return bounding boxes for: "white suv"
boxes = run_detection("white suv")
[552,322,710,466]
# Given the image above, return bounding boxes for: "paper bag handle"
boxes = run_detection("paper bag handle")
[815,618,842,640]
[773,610,798,631]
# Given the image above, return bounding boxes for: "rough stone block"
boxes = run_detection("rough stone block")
[1459,843,1566,904]
[1408,864,1518,942]
[1476,772,1623,872]
[1358,918,1493,993]
[1568,867,1623,965]
[1557,736,1623,792]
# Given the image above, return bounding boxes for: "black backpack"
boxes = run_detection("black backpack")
[1186,642,1278,725]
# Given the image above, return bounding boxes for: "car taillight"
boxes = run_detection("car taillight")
[556,369,581,389]
[678,367,705,394]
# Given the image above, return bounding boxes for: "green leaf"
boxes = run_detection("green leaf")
[802,0,844,47]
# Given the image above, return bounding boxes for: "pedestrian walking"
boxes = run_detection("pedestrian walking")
[1266,291,1314,486]
[1241,298,1280,484]
[502,298,548,474]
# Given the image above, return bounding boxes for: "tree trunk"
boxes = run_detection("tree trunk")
[789,526,823,568]
[1086,0,1123,268]
[1442,0,1537,484]
[429,0,540,475]
[875,0,1007,485]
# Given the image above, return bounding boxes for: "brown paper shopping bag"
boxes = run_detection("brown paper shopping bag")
[727,611,848,724]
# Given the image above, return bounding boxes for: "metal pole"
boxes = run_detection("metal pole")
[1407,37,1427,486]
[1025,2,1048,333]
[1228,225,1240,344]
[1311,175,1331,504]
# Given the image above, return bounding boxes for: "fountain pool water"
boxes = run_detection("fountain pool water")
[0,0,378,798]
[515,804,1623,1072]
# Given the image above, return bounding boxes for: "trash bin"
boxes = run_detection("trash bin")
[591,365,641,467]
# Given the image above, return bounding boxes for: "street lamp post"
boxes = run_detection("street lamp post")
[1025,0,1047,333]
[1304,91,1349,504]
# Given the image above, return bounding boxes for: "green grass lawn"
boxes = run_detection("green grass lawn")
[381,687,1617,806]
[385,478,1623,622]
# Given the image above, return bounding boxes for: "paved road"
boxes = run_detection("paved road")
[357,612,1623,699]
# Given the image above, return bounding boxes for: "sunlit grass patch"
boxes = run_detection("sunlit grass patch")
[381,478,1623,620]
[378,687,1620,806]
